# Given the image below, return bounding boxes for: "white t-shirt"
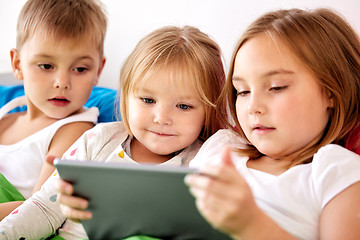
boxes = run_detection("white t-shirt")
[0,96,99,198]
[190,129,360,240]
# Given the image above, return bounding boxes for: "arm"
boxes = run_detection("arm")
[0,201,23,220]
[0,121,93,220]
[0,123,94,238]
[319,181,360,239]
[185,147,296,240]
[32,121,95,193]
[0,173,66,239]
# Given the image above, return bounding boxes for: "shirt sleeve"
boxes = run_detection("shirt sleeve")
[312,144,360,209]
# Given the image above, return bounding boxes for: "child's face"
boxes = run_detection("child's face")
[128,68,205,157]
[11,31,105,119]
[232,34,332,159]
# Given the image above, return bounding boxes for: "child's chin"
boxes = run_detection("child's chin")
[46,111,71,120]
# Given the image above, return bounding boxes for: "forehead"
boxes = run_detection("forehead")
[235,34,308,75]
[21,30,101,57]
[238,36,280,65]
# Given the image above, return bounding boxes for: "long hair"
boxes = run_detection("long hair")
[217,8,360,165]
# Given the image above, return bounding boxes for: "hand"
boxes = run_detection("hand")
[55,178,93,222]
[185,147,259,238]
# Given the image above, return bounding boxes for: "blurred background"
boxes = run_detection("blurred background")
[1,0,359,88]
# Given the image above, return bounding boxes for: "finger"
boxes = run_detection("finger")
[54,178,74,195]
[221,146,236,168]
[196,162,237,183]
[185,173,233,198]
[46,155,57,166]
[193,146,237,181]
[57,193,89,210]
[60,203,92,221]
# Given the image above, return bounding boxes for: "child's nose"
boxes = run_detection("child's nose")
[54,72,71,90]
[153,106,172,125]
[248,93,266,115]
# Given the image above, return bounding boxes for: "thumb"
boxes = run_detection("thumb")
[46,155,57,166]
[221,146,236,168]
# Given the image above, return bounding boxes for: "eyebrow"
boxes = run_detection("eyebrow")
[232,69,295,81]
[264,69,294,77]
[33,54,95,62]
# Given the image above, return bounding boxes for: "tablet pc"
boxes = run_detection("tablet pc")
[54,159,231,240]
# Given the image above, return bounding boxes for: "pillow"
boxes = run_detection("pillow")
[346,125,360,155]
[0,85,119,123]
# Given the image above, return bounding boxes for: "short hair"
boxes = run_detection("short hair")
[16,0,107,56]
[120,26,225,141]
[218,8,360,165]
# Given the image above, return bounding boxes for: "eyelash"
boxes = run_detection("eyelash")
[236,86,288,96]
[140,98,193,110]
[236,90,250,97]
[74,67,88,73]
[38,64,89,73]
[270,86,288,92]
[38,64,53,70]
[177,104,192,110]
[141,98,155,104]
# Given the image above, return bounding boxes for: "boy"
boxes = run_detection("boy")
[0,0,107,221]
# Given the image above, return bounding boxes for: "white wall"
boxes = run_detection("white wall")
[1,0,360,88]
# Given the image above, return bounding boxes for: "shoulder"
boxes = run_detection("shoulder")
[200,129,244,152]
[48,121,95,157]
[64,107,99,124]
[312,144,360,173]
[190,129,243,167]
[53,121,95,143]
[85,121,126,138]
[77,122,127,147]
[311,144,360,208]
[63,122,128,160]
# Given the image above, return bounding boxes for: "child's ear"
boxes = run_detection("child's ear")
[95,56,106,84]
[10,48,23,80]
[326,90,334,108]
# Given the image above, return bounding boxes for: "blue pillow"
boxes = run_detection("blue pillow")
[0,85,119,123]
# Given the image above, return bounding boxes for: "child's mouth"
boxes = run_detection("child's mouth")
[49,97,70,107]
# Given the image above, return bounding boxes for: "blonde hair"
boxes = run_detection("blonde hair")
[120,26,225,141]
[218,8,360,166]
[16,0,107,56]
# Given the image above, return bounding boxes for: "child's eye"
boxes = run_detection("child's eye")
[74,67,88,73]
[38,64,53,70]
[177,104,192,110]
[236,90,250,97]
[270,86,288,92]
[141,98,155,104]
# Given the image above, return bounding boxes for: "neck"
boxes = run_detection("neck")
[247,155,292,176]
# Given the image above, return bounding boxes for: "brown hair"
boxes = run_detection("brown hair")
[16,0,107,56]
[218,8,360,165]
[120,25,225,141]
